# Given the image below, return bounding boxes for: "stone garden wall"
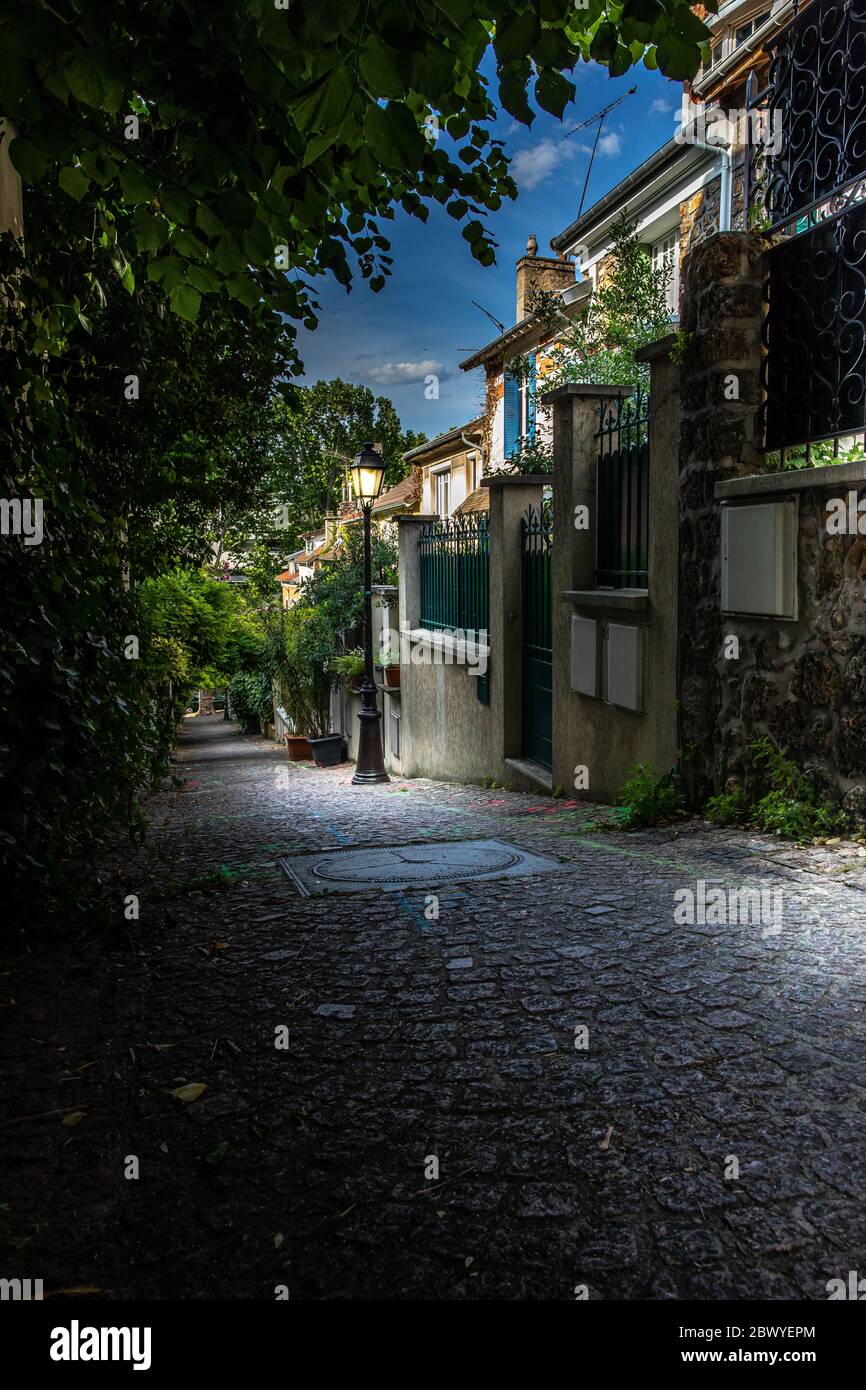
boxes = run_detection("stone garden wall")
[673,228,866,820]
[714,465,866,820]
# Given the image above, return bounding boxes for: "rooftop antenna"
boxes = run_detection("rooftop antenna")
[565,86,638,223]
[471,299,506,334]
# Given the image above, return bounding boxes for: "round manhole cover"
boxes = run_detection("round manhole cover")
[309,842,523,885]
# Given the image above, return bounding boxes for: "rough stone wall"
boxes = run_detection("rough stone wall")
[717,487,866,818]
[677,228,866,819]
[676,230,767,805]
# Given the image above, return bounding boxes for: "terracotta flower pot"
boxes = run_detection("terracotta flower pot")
[382,664,400,690]
[286,733,313,761]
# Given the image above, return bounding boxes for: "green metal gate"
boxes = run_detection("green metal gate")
[521,500,552,769]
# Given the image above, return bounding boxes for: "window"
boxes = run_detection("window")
[434,468,450,516]
[734,10,771,47]
[652,231,680,317]
[504,353,537,457]
[468,452,479,492]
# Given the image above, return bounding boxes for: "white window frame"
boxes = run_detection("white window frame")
[432,465,451,517]
[652,230,680,318]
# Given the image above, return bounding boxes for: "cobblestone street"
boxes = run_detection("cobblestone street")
[4,715,866,1301]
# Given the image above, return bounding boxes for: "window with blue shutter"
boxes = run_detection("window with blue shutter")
[527,353,537,441]
[503,369,519,457]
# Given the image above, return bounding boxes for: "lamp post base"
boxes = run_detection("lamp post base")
[352,695,390,785]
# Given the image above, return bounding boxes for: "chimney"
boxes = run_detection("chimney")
[515,235,574,321]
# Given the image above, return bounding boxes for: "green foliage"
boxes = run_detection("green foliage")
[227,670,273,733]
[267,381,424,548]
[545,211,675,393]
[1,0,708,364]
[762,437,866,473]
[707,738,851,841]
[330,648,365,681]
[270,607,335,739]
[614,763,683,829]
[0,1,709,909]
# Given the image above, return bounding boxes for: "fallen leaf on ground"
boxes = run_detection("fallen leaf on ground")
[168,1083,206,1103]
[274,1233,284,1249]
[62,1110,86,1127]
[599,1124,614,1152]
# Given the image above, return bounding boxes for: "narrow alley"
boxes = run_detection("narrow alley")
[3,716,866,1300]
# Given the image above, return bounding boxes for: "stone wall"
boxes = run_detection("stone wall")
[677,228,866,820]
[676,229,768,805]
[713,467,866,821]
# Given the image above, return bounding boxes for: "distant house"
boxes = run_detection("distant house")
[401,420,486,517]
[371,472,420,520]
[458,240,584,472]
[551,0,812,315]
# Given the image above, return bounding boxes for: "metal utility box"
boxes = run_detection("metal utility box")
[603,622,646,713]
[721,499,798,619]
[570,614,599,697]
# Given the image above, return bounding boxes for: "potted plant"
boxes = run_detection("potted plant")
[276,608,346,767]
[376,642,401,690]
[329,646,365,693]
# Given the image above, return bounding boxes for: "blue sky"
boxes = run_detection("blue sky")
[294,60,683,439]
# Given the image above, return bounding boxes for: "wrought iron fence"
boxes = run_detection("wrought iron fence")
[745,0,866,453]
[419,513,489,637]
[744,0,866,235]
[596,391,650,589]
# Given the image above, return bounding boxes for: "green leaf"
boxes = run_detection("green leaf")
[359,37,404,98]
[643,46,659,70]
[363,102,425,171]
[218,187,257,229]
[132,206,170,253]
[610,44,634,78]
[535,71,575,119]
[291,66,355,134]
[494,13,540,65]
[120,167,157,205]
[302,127,341,168]
[169,284,201,321]
[656,31,701,80]
[58,165,89,201]
[195,204,224,240]
[589,22,618,63]
[498,73,535,126]
[670,5,712,44]
[9,136,48,183]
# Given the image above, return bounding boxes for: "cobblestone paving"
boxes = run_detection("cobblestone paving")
[3,715,866,1300]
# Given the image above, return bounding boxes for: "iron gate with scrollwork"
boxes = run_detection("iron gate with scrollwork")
[521,501,552,770]
[745,0,866,455]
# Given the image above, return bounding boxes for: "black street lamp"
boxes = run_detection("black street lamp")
[349,442,390,786]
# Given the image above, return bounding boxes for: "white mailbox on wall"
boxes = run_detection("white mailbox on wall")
[570,614,599,697]
[721,499,798,619]
[603,622,647,713]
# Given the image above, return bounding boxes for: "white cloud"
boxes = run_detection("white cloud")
[510,138,573,191]
[597,129,623,156]
[650,97,675,115]
[356,359,447,387]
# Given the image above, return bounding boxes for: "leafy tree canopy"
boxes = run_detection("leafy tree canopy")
[3,0,713,360]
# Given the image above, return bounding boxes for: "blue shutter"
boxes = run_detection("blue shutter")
[527,353,537,440]
[503,370,519,457]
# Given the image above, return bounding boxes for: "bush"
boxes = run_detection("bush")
[614,763,682,829]
[706,739,851,841]
[227,671,272,733]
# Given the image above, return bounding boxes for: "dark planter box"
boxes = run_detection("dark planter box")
[307,734,345,767]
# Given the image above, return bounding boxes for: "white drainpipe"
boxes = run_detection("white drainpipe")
[687,132,733,233]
